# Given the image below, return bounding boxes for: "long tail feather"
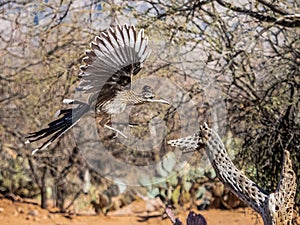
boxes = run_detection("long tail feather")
[26,101,90,154]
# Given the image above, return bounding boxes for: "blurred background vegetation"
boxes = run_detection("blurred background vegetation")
[0,0,299,214]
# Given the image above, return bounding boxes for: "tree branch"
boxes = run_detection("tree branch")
[215,0,300,27]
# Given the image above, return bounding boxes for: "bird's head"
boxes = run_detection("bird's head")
[139,85,169,104]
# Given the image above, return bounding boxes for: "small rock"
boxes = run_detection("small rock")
[17,207,24,214]
[28,209,38,217]
[0,208,4,212]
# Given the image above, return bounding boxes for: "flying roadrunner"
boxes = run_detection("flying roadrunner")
[26,24,169,154]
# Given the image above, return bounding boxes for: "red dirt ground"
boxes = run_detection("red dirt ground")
[0,198,266,225]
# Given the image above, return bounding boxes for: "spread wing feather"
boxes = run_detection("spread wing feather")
[79,24,150,94]
[26,24,150,154]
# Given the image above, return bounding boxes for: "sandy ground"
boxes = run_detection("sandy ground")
[0,198,265,225]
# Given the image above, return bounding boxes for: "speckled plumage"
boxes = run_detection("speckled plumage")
[26,24,168,154]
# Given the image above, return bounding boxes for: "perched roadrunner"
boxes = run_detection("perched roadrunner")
[26,24,168,154]
[168,123,296,225]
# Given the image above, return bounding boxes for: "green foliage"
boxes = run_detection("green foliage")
[139,152,214,208]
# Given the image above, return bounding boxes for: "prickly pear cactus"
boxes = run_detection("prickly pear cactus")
[139,152,216,208]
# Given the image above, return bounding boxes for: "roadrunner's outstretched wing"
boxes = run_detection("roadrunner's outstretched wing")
[79,24,151,108]
[26,24,151,154]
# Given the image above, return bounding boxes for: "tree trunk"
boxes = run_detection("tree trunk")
[40,166,48,209]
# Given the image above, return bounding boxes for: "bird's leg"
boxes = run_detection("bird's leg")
[104,124,127,139]
[99,115,127,138]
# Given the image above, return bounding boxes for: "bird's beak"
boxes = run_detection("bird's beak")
[146,98,170,104]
